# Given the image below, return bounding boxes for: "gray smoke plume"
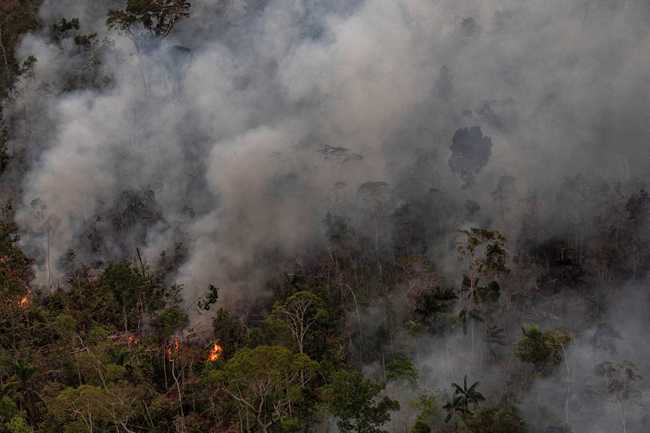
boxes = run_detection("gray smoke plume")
[9,0,649,296]
[4,1,650,429]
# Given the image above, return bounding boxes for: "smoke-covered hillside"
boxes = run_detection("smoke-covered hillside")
[1,1,650,432]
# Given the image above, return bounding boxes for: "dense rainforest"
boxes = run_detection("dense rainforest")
[1,1,650,433]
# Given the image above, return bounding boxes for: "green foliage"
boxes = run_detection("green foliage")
[94,260,185,333]
[0,397,18,423]
[385,353,418,385]
[101,262,146,308]
[212,308,247,359]
[197,284,219,311]
[270,290,329,355]
[0,0,40,98]
[411,420,430,433]
[412,287,458,335]
[152,306,188,340]
[0,222,33,298]
[45,17,109,92]
[322,370,399,433]
[53,313,76,338]
[50,18,80,41]
[48,383,146,432]
[0,155,647,433]
[457,228,509,277]
[210,345,318,433]
[5,415,30,433]
[455,228,508,338]
[50,18,98,49]
[410,394,444,433]
[106,0,191,37]
[279,416,301,432]
[464,404,526,433]
[443,376,485,422]
[514,325,572,371]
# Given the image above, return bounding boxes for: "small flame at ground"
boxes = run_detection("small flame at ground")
[207,342,223,362]
[18,291,31,309]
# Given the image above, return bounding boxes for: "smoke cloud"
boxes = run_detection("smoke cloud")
[9,0,648,292]
[4,0,650,430]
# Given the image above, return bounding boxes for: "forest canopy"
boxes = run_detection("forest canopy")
[1,0,650,433]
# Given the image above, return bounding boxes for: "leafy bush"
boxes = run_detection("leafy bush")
[514,325,571,372]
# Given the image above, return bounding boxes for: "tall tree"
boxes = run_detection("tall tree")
[210,346,318,433]
[596,361,642,433]
[107,0,191,38]
[443,375,485,422]
[270,291,328,355]
[322,370,399,433]
[456,228,508,358]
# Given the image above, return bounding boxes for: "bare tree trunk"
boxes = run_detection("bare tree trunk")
[130,34,150,95]
[47,227,51,288]
[561,344,572,430]
[171,360,186,433]
[0,24,10,88]
[344,284,363,363]
[618,399,627,433]
[470,319,475,364]
[163,350,168,390]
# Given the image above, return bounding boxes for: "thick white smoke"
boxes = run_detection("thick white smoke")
[4,1,650,431]
[7,0,650,304]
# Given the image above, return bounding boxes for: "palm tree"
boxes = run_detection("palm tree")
[443,375,485,422]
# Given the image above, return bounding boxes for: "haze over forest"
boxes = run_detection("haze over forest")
[1,1,650,433]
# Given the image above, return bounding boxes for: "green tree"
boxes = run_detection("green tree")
[210,346,318,433]
[100,262,147,332]
[410,393,444,433]
[0,0,40,98]
[270,291,328,355]
[385,353,418,386]
[5,414,30,433]
[48,384,146,433]
[322,370,399,433]
[514,325,571,373]
[107,0,191,38]
[99,260,185,334]
[410,420,430,433]
[443,376,485,422]
[456,228,508,356]
[464,404,526,433]
[212,308,247,360]
[5,360,39,424]
[152,306,188,341]
[411,287,457,335]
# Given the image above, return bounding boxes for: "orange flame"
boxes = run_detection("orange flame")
[166,337,181,359]
[207,342,223,362]
[18,291,31,309]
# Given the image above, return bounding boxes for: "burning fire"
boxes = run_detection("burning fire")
[166,337,181,359]
[18,291,31,309]
[207,342,223,362]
